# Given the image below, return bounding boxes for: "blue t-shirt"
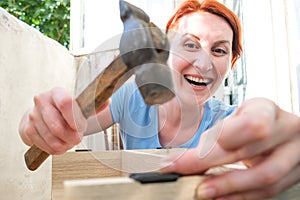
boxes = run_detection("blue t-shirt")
[110,82,237,150]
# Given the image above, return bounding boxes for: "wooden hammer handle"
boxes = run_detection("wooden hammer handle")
[24,145,50,171]
[24,56,129,171]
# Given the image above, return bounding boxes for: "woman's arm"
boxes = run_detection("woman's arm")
[84,102,114,136]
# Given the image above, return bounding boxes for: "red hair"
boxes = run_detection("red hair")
[166,0,243,68]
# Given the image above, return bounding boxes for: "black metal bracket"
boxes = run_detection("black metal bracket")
[129,172,181,184]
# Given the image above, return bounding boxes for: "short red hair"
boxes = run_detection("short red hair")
[166,0,243,68]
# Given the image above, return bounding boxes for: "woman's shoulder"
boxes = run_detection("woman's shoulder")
[111,81,149,109]
[113,81,140,99]
[118,81,138,93]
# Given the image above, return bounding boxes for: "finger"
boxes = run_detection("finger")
[19,108,35,146]
[41,102,81,147]
[161,114,272,176]
[218,113,275,152]
[230,117,300,161]
[160,128,263,176]
[27,125,56,155]
[269,163,300,196]
[26,109,60,154]
[222,97,299,148]
[52,87,87,133]
[96,99,111,114]
[232,98,277,118]
[194,137,300,200]
[34,91,81,147]
[193,114,273,163]
[215,164,300,200]
[217,98,278,151]
[30,106,72,154]
[160,124,240,174]
[160,141,233,175]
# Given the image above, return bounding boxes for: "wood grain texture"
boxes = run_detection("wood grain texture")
[52,151,123,200]
[63,175,204,200]
[52,149,184,199]
[52,150,300,200]
[76,56,129,118]
[24,144,49,171]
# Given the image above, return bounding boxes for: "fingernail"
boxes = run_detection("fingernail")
[195,184,216,199]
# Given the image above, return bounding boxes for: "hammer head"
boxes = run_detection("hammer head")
[119,0,174,105]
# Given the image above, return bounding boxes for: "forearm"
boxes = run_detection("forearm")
[84,106,114,136]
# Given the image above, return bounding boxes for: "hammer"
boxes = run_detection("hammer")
[24,0,175,171]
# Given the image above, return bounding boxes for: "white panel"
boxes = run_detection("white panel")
[297,65,300,114]
[0,8,75,200]
[243,1,278,101]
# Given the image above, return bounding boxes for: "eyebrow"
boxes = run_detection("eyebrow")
[182,33,231,46]
[214,40,231,46]
[182,33,200,41]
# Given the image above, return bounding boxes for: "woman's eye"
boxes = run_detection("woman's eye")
[212,48,227,56]
[184,42,200,51]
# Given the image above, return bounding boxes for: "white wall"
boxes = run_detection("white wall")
[71,0,174,53]
[0,8,76,200]
[242,0,299,113]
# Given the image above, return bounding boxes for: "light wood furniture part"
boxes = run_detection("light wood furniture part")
[52,150,300,200]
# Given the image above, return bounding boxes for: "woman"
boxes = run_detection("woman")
[158,3,300,200]
[19,0,242,152]
[105,0,242,150]
[19,0,300,199]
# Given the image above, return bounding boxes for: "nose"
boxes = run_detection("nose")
[192,50,212,73]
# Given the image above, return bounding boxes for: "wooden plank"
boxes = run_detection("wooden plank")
[62,163,245,200]
[63,175,204,200]
[52,149,179,199]
[52,151,123,200]
[121,150,168,173]
[52,150,300,200]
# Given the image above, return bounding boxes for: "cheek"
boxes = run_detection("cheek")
[214,58,231,79]
[168,53,190,73]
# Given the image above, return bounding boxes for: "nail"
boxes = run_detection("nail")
[195,184,216,199]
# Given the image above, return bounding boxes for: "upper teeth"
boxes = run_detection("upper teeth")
[185,75,208,84]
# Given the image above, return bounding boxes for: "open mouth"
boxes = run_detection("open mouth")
[184,75,209,86]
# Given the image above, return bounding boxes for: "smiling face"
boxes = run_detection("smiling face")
[167,12,233,105]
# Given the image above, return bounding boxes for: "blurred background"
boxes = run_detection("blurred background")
[68,0,300,150]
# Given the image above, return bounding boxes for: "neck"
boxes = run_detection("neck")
[159,97,204,126]
[158,97,204,147]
